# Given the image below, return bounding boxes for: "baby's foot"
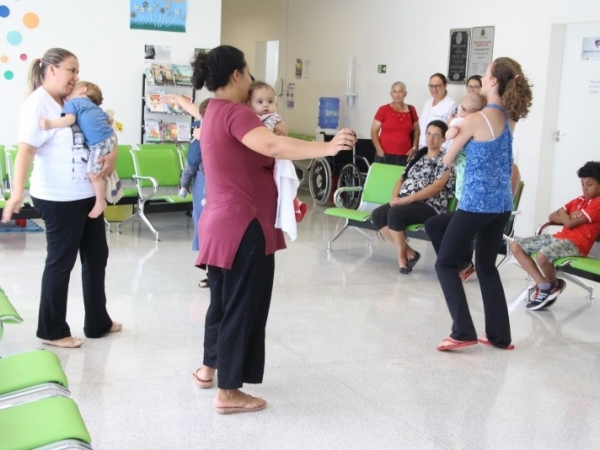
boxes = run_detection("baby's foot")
[88,199,107,218]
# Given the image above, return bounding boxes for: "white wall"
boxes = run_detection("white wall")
[0,0,222,146]
[223,0,600,236]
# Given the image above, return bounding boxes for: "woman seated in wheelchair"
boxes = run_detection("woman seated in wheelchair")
[371,120,455,273]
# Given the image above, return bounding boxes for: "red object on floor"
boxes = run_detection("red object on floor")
[294,198,308,222]
[15,219,27,227]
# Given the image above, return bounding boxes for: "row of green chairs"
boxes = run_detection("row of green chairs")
[0,145,36,218]
[114,143,193,241]
[0,287,93,450]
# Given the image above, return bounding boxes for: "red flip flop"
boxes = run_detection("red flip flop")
[437,337,478,351]
[459,263,476,283]
[478,335,515,350]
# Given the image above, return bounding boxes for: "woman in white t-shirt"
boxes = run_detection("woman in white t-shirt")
[418,73,457,150]
[1,48,121,348]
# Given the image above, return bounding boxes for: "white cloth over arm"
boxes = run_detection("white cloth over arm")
[273,158,300,241]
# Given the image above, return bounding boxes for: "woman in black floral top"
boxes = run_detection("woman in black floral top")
[371,120,454,273]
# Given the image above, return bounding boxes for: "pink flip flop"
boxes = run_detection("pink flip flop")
[215,397,267,415]
[192,369,214,389]
[437,337,478,351]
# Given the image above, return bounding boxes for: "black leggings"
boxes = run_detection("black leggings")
[371,202,437,232]
[435,209,512,347]
[424,212,473,270]
[203,219,275,389]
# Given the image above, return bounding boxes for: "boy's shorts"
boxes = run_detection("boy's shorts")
[515,234,581,262]
[87,133,117,174]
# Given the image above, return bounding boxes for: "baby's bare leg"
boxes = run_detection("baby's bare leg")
[88,174,107,218]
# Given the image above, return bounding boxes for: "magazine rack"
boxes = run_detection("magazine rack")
[141,70,196,144]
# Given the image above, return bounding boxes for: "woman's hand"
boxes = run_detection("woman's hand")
[273,121,289,136]
[390,196,411,207]
[1,195,24,223]
[95,148,118,178]
[325,128,357,157]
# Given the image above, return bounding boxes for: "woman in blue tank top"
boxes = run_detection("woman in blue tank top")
[435,57,533,351]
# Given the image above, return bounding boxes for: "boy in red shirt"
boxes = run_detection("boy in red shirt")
[511,161,600,310]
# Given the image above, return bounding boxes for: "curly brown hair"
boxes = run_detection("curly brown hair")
[491,57,533,122]
[198,98,211,118]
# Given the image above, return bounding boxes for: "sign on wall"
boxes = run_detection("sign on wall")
[582,37,600,60]
[447,29,470,84]
[468,26,495,78]
[130,0,187,33]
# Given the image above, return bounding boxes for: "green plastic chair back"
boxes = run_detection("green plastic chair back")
[0,145,6,185]
[139,143,178,153]
[361,163,405,205]
[5,147,33,190]
[115,145,134,178]
[0,349,69,396]
[0,287,23,325]
[0,396,92,449]
[131,148,182,188]
[289,132,317,142]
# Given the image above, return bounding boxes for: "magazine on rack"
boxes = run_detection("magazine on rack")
[144,120,161,141]
[172,64,193,86]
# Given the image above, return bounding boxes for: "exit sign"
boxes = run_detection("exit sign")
[377,65,387,74]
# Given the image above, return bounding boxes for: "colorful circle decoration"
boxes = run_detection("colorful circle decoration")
[7,30,22,45]
[23,12,39,29]
[2,7,39,81]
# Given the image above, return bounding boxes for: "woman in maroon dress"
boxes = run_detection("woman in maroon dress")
[190,45,356,414]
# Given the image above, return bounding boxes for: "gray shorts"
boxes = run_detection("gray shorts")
[515,234,581,262]
[88,134,116,174]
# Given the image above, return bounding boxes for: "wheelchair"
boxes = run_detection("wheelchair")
[306,137,376,209]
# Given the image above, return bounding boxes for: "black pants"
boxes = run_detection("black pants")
[32,196,112,340]
[203,219,275,389]
[424,212,473,270]
[435,210,512,347]
[375,154,408,166]
[371,202,437,232]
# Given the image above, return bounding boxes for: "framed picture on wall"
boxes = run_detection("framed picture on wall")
[468,26,495,78]
[447,28,470,84]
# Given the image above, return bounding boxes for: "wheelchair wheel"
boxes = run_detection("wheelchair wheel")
[337,163,362,209]
[309,158,332,205]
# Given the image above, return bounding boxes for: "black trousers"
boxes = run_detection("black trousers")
[424,212,473,270]
[371,202,437,232]
[435,209,512,347]
[203,219,275,389]
[32,196,112,340]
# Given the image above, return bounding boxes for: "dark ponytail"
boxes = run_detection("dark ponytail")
[191,45,247,92]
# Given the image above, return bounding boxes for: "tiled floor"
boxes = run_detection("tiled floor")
[2,192,600,449]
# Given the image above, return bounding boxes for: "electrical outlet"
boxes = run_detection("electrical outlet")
[377,65,387,74]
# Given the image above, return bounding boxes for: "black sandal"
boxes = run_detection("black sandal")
[198,278,209,288]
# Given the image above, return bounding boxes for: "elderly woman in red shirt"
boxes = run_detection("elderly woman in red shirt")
[371,81,420,166]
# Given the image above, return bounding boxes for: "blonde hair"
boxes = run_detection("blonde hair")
[27,47,76,94]
[462,92,487,113]
[491,57,533,121]
[76,81,103,105]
